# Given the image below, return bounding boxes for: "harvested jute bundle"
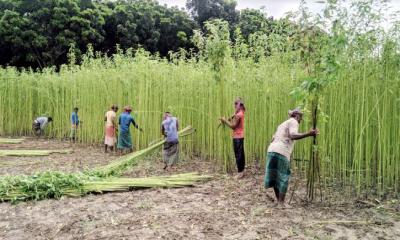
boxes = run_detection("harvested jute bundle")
[0,149,73,157]
[0,172,211,202]
[0,138,25,144]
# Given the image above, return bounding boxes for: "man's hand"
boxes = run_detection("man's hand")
[309,128,319,136]
[219,117,227,124]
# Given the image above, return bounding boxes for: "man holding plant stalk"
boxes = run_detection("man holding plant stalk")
[219,97,246,179]
[117,106,143,154]
[264,108,318,208]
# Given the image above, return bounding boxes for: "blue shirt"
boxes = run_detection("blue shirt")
[162,117,178,143]
[71,112,79,125]
[119,112,136,133]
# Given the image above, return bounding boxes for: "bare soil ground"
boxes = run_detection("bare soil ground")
[0,138,399,240]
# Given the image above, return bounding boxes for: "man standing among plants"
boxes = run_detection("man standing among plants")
[264,108,318,208]
[70,107,80,142]
[117,106,142,154]
[161,112,179,170]
[32,116,53,136]
[104,105,118,153]
[219,97,246,179]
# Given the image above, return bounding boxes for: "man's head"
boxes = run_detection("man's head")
[124,106,132,113]
[234,97,245,112]
[73,107,79,112]
[163,111,172,120]
[288,108,303,123]
[48,117,53,122]
[111,105,119,112]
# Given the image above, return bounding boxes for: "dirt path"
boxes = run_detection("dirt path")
[0,139,399,239]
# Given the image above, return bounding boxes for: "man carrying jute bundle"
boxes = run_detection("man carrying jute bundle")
[161,112,179,170]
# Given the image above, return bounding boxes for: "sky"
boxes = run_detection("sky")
[157,0,400,25]
[158,0,323,18]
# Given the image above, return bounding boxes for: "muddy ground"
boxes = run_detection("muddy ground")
[0,138,399,240]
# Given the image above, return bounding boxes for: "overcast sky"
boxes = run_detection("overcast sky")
[157,0,400,24]
[158,0,323,18]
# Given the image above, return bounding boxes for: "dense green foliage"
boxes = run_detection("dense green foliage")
[0,171,85,202]
[0,0,287,68]
[186,0,239,28]
[0,0,195,68]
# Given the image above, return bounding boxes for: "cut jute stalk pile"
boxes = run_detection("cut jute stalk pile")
[0,126,209,203]
[0,149,73,157]
[0,138,25,144]
[0,172,211,202]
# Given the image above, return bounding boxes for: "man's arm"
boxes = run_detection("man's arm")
[132,118,143,131]
[131,118,138,128]
[220,115,240,130]
[289,129,318,140]
[161,125,166,137]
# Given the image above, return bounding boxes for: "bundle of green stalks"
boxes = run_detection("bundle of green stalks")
[0,171,84,202]
[0,138,25,144]
[0,172,211,202]
[72,173,211,196]
[0,149,72,157]
[90,126,195,177]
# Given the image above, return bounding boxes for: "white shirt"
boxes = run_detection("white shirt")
[267,118,299,159]
[105,111,116,127]
[35,117,49,130]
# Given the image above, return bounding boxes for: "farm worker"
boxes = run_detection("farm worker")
[104,105,119,153]
[264,108,319,208]
[70,107,80,142]
[161,112,179,170]
[219,97,246,179]
[32,116,53,136]
[117,106,142,154]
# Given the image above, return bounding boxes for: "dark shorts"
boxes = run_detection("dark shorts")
[32,122,40,133]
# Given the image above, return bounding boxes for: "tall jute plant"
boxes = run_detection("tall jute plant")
[194,20,233,172]
[290,2,343,201]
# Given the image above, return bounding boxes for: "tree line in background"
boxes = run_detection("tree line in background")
[0,0,293,69]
